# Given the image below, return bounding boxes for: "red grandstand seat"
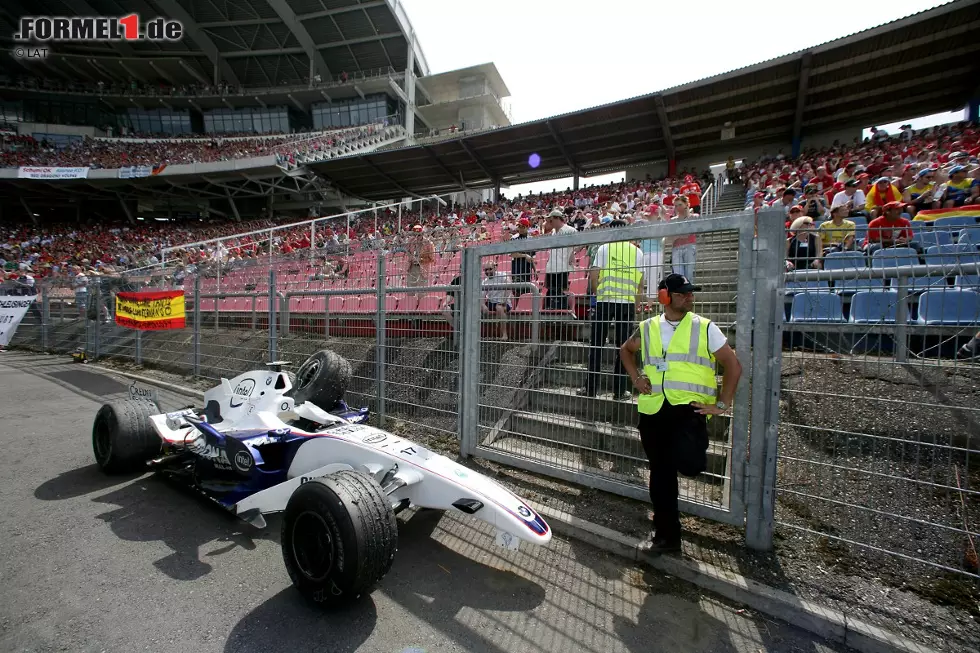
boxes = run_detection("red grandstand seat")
[398,295,419,313]
[417,294,444,313]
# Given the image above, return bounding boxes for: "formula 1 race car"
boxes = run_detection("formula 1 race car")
[90,349,551,606]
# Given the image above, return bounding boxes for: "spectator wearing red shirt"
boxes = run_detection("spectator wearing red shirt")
[864,201,920,256]
[679,175,702,214]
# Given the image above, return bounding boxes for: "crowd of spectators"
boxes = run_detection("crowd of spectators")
[735,121,980,270]
[0,121,396,170]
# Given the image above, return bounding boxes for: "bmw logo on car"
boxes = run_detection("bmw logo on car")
[233,450,253,473]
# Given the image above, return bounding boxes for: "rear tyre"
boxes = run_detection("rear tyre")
[291,349,351,409]
[92,400,161,474]
[281,470,397,607]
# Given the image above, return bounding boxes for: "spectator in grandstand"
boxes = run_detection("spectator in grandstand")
[800,184,831,220]
[865,176,903,218]
[864,201,918,256]
[831,179,867,215]
[902,168,940,215]
[941,165,978,207]
[785,216,823,271]
[772,188,799,218]
[726,156,736,183]
[405,225,435,291]
[670,196,697,283]
[679,175,702,214]
[819,205,857,253]
[619,273,741,553]
[579,220,644,399]
[509,218,536,295]
[481,260,512,341]
[542,209,577,311]
[633,204,666,300]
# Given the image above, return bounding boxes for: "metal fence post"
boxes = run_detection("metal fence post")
[135,329,143,366]
[457,247,482,457]
[193,276,201,376]
[40,286,49,352]
[744,210,786,550]
[268,268,277,363]
[93,282,101,360]
[376,254,387,428]
[894,275,908,363]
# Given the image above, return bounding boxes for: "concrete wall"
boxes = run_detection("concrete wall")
[623,162,670,183]
[18,122,103,138]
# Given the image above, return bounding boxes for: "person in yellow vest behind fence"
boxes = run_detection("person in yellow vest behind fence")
[620,274,742,553]
[578,220,645,399]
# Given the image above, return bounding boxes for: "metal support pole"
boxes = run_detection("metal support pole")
[268,268,277,363]
[40,288,49,351]
[744,210,785,550]
[214,294,220,334]
[398,202,402,234]
[375,255,387,428]
[894,276,908,363]
[93,283,102,360]
[193,276,201,376]
[457,247,482,457]
[135,330,143,366]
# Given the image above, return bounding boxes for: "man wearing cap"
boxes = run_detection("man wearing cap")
[902,168,939,216]
[864,201,918,256]
[941,165,977,208]
[619,274,742,553]
[865,176,903,219]
[510,218,536,297]
[482,260,512,340]
[578,219,644,399]
[543,208,577,310]
[831,179,867,215]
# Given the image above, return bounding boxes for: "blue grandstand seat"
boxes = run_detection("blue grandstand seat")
[849,216,868,242]
[915,230,953,248]
[849,291,900,324]
[789,292,843,322]
[915,289,980,325]
[837,277,885,293]
[923,244,980,270]
[871,247,918,269]
[933,216,980,232]
[824,251,866,271]
[907,275,949,292]
[958,227,980,247]
[786,280,829,293]
[955,275,980,290]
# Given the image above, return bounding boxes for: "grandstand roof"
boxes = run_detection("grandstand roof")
[0,0,428,87]
[309,0,980,200]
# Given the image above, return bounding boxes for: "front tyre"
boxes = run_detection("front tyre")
[92,400,161,474]
[281,470,397,607]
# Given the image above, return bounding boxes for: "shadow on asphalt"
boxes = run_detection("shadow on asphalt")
[34,464,142,501]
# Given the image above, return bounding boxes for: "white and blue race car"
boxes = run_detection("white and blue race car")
[91,350,551,606]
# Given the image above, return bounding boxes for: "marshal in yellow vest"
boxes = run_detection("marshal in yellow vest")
[637,312,717,415]
[596,241,641,302]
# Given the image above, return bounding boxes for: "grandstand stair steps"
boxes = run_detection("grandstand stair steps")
[713,184,749,213]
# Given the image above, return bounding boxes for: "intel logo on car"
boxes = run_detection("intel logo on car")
[230,378,256,407]
[234,450,253,472]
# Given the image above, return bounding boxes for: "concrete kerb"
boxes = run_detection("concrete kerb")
[528,501,940,653]
[91,365,937,653]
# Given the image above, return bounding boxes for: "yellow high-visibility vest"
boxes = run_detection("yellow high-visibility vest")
[597,241,641,302]
[637,312,717,415]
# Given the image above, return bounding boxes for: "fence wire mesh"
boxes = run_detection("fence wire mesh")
[778,216,980,582]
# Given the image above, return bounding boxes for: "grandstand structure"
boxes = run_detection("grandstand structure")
[0,0,511,222]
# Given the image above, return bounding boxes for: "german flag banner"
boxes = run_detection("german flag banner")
[114,290,186,330]
[912,204,980,222]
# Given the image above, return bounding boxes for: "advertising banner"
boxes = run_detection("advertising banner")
[114,290,186,330]
[0,294,38,346]
[118,164,168,179]
[17,167,90,179]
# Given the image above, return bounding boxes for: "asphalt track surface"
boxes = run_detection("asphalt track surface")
[0,352,849,653]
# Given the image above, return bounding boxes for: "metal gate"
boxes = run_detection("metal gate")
[457,211,785,530]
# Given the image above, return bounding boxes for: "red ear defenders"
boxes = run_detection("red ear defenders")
[658,288,670,305]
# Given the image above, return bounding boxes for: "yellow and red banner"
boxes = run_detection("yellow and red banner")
[912,204,980,221]
[115,290,185,330]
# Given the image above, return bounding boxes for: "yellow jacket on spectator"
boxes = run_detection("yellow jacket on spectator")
[865,183,902,212]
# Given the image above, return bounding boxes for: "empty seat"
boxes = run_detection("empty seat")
[933,216,980,232]
[789,291,843,322]
[849,290,900,324]
[907,275,948,292]
[915,289,980,325]
[786,280,829,293]
[824,251,867,271]
[417,294,445,313]
[871,247,918,269]
[924,244,980,270]
[958,227,980,247]
[915,230,953,248]
[836,277,885,294]
[955,275,980,290]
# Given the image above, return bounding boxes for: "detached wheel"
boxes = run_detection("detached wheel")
[281,470,397,607]
[92,400,161,474]
[291,349,351,409]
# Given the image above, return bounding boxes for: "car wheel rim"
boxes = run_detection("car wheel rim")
[291,510,334,582]
[94,415,111,464]
[295,359,320,390]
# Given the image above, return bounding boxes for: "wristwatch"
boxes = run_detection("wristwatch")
[715,400,728,411]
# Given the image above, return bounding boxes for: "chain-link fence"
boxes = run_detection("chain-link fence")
[777,215,980,582]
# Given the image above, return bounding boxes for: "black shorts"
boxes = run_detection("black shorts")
[487,302,511,313]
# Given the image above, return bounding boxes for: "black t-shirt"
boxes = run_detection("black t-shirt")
[510,233,535,278]
[447,274,461,308]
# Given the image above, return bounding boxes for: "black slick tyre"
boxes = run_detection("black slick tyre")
[281,470,397,607]
[291,349,351,409]
[92,400,161,474]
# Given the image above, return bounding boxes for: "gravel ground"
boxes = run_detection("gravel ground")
[13,322,980,652]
